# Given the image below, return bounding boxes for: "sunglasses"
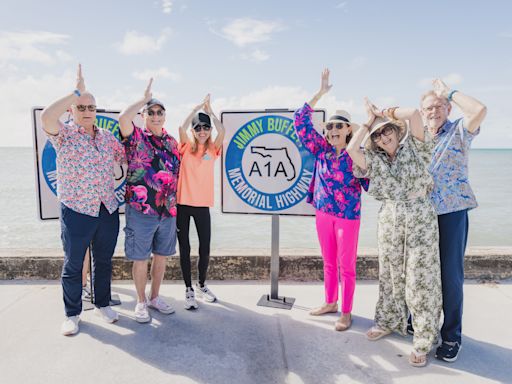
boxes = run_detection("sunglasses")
[193,124,211,132]
[326,122,349,131]
[371,125,395,143]
[147,109,165,117]
[76,104,97,112]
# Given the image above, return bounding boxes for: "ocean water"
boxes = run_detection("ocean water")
[0,148,511,251]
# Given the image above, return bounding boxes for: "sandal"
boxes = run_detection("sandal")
[334,313,352,331]
[309,303,338,316]
[409,350,427,367]
[366,326,391,341]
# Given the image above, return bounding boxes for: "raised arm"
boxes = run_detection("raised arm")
[367,100,424,142]
[308,68,332,108]
[204,95,225,149]
[41,64,86,135]
[433,78,487,133]
[118,78,153,138]
[179,95,207,144]
[386,107,423,141]
[347,97,375,170]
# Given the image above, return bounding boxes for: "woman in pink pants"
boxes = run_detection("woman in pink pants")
[294,69,368,331]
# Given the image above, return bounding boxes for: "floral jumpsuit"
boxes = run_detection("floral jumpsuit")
[354,133,442,353]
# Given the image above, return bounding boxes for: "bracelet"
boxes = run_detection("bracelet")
[73,89,81,97]
[447,90,458,102]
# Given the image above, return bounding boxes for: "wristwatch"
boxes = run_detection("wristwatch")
[73,89,81,97]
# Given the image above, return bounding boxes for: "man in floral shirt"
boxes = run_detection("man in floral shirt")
[41,65,125,336]
[420,79,487,362]
[119,79,180,323]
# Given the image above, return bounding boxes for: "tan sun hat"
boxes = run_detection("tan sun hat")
[362,116,406,146]
[323,110,360,131]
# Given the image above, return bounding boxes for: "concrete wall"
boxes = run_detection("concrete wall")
[1,248,511,280]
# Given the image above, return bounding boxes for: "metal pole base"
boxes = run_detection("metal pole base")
[257,294,295,310]
[82,294,122,311]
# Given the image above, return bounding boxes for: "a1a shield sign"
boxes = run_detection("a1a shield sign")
[222,110,325,216]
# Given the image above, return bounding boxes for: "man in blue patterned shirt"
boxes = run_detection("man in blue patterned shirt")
[420,78,487,362]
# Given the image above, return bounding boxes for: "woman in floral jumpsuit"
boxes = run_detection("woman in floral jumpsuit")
[347,98,442,367]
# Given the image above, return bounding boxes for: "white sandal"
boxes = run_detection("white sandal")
[366,326,391,341]
[409,350,427,367]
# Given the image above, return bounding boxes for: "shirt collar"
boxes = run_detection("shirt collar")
[143,127,168,138]
[436,119,453,136]
[76,123,99,135]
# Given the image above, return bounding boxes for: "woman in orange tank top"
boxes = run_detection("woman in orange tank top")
[176,94,225,310]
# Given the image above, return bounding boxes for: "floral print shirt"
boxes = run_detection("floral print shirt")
[123,125,180,217]
[294,103,369,220]
[429,118,479,215]
[353,132,435,201]
[47,122,125,217]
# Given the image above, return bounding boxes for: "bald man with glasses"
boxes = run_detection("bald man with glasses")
[41,64,125,336]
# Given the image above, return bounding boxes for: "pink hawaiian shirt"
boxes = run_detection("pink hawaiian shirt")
[123,125,180,217]
[47,122,126,217]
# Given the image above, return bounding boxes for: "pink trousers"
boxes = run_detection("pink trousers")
[315,210,361,314]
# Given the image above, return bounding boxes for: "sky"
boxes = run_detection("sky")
[1,0,511,148]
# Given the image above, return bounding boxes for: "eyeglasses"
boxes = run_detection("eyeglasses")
[147,109,165,116]
[422,104,447,113]
[76,104,97,112]
[371,125,395,143]
[326,122,349,131]
[193,124,211,132]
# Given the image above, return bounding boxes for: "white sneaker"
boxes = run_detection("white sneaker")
[147,295,175,315]
[94,306,119,323]
[61,316,80,336]
[184,287,198,310]
[134,301,151,323]
[196,283,217,303]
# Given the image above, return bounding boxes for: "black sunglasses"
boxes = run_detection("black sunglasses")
[76,104,96,112]
[147,109,165,116]
[371,125,395,142]
[193,124,211,132]
[326,122,349,131]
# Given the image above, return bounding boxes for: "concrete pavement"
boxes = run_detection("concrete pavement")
[1,280,511,384]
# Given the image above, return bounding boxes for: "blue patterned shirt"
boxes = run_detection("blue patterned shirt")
[429,118,479,215]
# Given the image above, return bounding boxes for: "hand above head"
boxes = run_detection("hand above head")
[76,63,86,94]
[364,97,381,125]
[144,78,153,103]
[203,94,213,114]
[319,68,332,96]
[432,78,450,99]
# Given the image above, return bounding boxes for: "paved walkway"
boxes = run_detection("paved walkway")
[1,280,511,384]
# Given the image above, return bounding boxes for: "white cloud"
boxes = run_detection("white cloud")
[0,30,71,65]
[241,49,270,62]
[220,18,284,47]
[117,28,172,55]
[161,0,172,13]
[132,67,181,82]
[418,73,463,88]
[0,71,75,146]
[335,2,348,9]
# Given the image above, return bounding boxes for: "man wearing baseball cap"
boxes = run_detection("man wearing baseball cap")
[119,79,180,323]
